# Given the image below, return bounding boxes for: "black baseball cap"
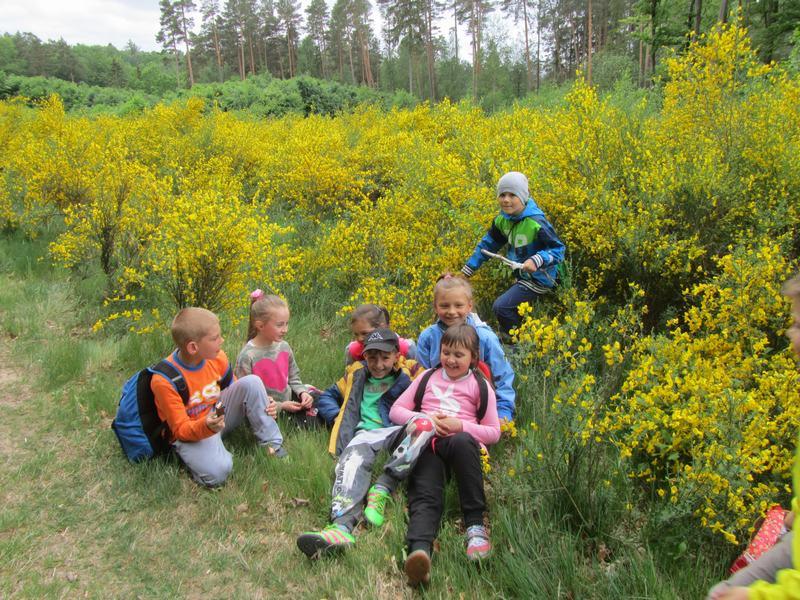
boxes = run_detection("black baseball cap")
[362,328,400,353]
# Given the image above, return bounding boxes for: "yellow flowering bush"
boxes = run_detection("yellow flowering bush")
[596,240,799,544]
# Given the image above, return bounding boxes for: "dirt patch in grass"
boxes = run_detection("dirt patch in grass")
[0,341,28,462]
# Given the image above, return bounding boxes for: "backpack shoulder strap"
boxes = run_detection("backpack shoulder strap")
[151,360,189,405]
[413,367,439,412]
[472,368,489,423]
[218,366,233,391]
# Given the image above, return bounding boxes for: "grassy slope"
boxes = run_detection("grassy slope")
[0,231,726,598]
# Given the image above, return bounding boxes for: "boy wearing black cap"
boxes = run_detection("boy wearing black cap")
[297,329,431,558]
[461,171,565,336]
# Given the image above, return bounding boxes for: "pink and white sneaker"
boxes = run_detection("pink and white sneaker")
[465,524,492,560]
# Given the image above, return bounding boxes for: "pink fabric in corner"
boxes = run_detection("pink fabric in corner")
[252,352,290,391]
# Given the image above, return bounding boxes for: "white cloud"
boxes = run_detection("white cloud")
[1,0,162,51]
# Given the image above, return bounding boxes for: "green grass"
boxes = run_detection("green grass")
[0,231,729,598]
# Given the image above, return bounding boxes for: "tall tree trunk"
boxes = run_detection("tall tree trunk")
[587,0,593,85]
[536,0,541,91]
[648,0,657,81]
[178,3,195,87]
[523,0,532,91]
[554,28,561,81]
[719,0,729,22]
[471,1,480,98]
[453,2,459,61]
[569,16,577,74]
[348,40,356,83]
[213,24,223,82]
[638,21,644,86]
[694,0,702,35]
[357,27,373,86]
[408,44,414,94]
[320,36,328,78]
[248,34,256,74]
[171,38,181,86]
[238,38,245,80]
[287,35,294,77]
[425,2,436,100]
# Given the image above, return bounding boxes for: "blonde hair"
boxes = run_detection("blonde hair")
[783,273,800,301]
[248,293,288,341]
[441,323,480,367]
[350,304,390,328]
[171,307,219,348]
[433,272,473,303]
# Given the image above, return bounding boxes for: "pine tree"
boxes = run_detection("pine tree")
[175,0,197,86]
[306,0,330,77]
[276,0,303,77]
[201,0,225,81]
[456,0,494,97]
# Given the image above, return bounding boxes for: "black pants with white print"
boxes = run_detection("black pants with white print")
[406,432,487,554]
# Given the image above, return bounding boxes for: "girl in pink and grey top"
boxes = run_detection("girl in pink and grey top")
[389,323,500,587]
[235,291,318,428]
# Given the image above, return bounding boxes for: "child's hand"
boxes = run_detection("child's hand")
[521,258,538,273]
[432,413,463,436]
[298,392,314,409]
[281,400,303,413]
[206,409,225,433]
[265,398,278,418]
[717,587,750,600]
[785,510,794,530]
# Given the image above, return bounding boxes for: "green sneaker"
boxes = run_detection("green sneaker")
[363,485,390,527]
[296,525,354,559]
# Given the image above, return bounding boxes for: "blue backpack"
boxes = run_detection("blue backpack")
[111,361,233,463]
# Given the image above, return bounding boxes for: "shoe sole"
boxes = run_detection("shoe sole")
[404,550,431,586]
[297,534,349,559]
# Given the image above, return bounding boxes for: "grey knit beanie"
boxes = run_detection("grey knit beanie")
[496,171,529,201]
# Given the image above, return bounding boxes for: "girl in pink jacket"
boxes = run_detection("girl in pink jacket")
[389,323,501,586]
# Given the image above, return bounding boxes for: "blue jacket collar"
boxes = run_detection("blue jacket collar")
[499,198,541,222]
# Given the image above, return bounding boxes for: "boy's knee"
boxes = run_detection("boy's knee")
[492,296,507,315]
[492,296,517,321]
[199,452,233,488]
[234,374,266,397]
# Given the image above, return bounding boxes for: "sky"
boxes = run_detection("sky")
[3,0,169,51]
[0,0,519,57]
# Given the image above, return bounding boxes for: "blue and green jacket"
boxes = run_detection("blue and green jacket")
[463,198,565,293]
[318,357,422,456]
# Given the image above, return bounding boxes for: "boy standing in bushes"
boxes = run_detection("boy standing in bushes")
[151,307,285,488]
[461,171,565,337]
[707,273,800,599]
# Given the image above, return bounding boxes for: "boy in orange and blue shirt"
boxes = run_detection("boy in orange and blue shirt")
[151,307,285,487]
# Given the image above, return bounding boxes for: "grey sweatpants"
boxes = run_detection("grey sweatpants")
[173,374,283,487]
[331,415,435,531]
[706,532,793,599]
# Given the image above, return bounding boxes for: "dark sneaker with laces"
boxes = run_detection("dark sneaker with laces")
[404,549,431,586]
[296,525,354,558]
[465,524,492,560]
[363,485,390,527]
